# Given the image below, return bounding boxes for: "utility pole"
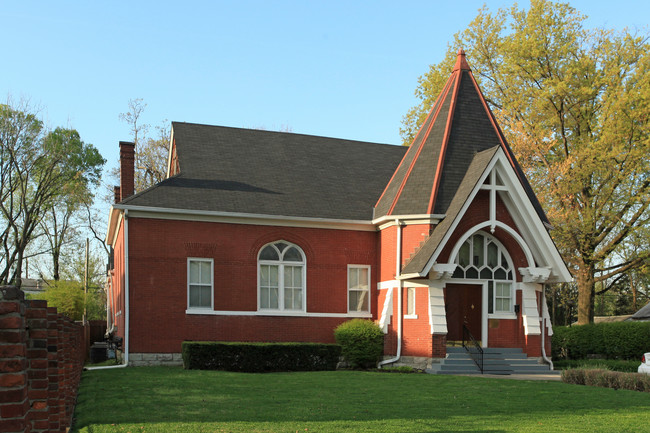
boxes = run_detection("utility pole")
[84,238,89,324]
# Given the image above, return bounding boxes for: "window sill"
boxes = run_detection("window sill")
[488,312,517,320]
[185,309,372,319]
[404,314,418,320]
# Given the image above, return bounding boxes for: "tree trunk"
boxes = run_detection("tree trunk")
[576,261,595,324]
[53,248,60,281]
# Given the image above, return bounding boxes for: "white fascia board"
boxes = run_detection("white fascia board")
[373,214,445,228]
[165,126,175,178]
[112,204,377,232]
[397,272,427,280]
[105,206,123,247]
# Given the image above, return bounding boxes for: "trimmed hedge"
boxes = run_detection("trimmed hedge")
[552,321,650,360]
[334,319,384,369]
[562,368,650,392]
[554,359,640,373]
[181,341,341,372]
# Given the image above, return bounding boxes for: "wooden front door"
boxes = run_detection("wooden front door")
[445,284,482,342]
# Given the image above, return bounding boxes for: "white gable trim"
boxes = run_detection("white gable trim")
[418,149,571,283]
[166,126,176,178]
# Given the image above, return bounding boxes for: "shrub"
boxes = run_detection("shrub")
[552,322,650,360]
[554,359,640,373]
[181,341,341,372]
[562,368,650,392]
[334,319,384,369]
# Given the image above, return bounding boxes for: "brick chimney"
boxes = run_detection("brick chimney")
[119,141,135,201]
[113,186,121,204]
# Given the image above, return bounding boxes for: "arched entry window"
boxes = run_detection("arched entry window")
[258,241,306,312]
[452,232,515,315]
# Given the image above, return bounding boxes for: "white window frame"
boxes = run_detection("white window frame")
[187,257,214,310]
[489,280,515,318]
[257,241,306,313]
[347,265,371,314]
[405,286,418,319]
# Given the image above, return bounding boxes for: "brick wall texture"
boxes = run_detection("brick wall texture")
[107,187,551,361]
[0,286,85,433]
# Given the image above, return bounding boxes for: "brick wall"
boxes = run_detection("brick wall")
[0,286,85,433]
[118,217,379,354]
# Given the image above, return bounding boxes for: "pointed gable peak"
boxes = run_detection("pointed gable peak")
[453,49,471,72]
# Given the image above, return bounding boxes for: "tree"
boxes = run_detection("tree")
[29,244,107,321]
[402,0,650,324]
[0,103,105,286]
[111,98,169,196]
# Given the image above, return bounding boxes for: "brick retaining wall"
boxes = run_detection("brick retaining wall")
[0,286,85,433]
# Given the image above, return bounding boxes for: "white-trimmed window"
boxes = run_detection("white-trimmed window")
[348,265,370,313]
[187,258,213,309]
[488,281,513,314]
[405,287,417,318]
[258,241,306,312]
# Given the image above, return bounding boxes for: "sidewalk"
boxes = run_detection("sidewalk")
[464,372,562,381]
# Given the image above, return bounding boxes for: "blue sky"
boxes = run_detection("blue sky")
[2,0,648,185]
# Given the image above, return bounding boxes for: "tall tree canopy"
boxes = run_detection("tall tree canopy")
[402,0,650,324]
[0,103,105,286]
[117,98,170,194]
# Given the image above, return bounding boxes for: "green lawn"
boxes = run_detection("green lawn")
[73,367,650,433]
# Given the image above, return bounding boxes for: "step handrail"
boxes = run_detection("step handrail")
[462,323,483,374]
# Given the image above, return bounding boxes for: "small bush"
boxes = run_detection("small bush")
[334,319,384,369]
[181,341,341,372]
[562,368,650,392]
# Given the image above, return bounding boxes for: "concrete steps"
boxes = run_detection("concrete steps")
[427,346,552,375]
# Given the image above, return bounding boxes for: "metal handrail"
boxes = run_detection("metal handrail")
[462,323,483,374]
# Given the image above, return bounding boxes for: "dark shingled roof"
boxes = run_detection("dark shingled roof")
[120,122,406,221]
[375,50,548,225]
[401,146,499,275]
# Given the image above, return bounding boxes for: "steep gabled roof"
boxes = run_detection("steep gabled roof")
[119,123,406,221]
[375,50,548,225]
[401,146,499,275]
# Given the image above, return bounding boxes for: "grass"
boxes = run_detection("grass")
[73,367,650,433]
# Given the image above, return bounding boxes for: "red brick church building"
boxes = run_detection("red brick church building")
[105,51,571,368]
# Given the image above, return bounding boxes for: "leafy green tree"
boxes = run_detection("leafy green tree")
[31,246,107,321]
[0,103,105,286]
[402,0,650,324]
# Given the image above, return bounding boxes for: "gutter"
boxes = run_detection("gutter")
[540,285,553,370]
[379,219,404,368]
[87,209,130,370]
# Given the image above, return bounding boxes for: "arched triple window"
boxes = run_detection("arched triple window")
[452,232,515,315]
[258,241,306,312]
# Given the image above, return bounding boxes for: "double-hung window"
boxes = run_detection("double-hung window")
[258,241,306,312]
[348,265,370,313]
[187,258,213,309]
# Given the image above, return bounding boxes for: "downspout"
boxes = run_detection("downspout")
[87,209,130,371]
[379,219,404,368]
[540,284,553,370]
